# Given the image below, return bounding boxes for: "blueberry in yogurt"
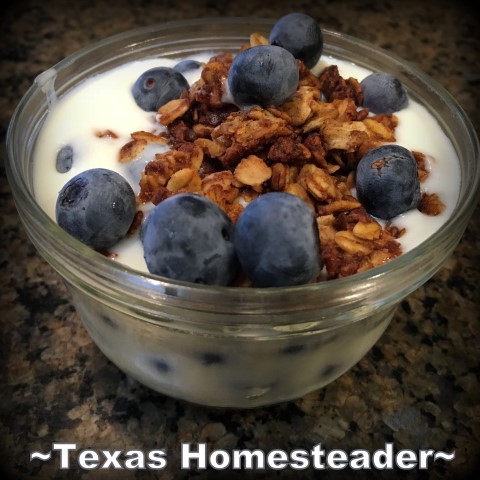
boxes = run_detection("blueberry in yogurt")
[355,144,421,220]
[142,193,238,285]
[360,72,408,114]
[234,192,321,287]
[132,67,189,112]
[173,59,202,74]
[56,144,74,173]
[228,45,299,107]
[269,12,323,69]
[56,168,137,251]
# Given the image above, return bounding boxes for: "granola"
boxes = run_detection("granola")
[123,33,442,281]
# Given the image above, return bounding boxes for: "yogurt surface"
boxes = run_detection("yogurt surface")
[33,52,461,273]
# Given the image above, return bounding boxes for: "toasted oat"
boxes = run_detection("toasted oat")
[270,163,299,191]
[249,32,269,47]
[119,138,148,163]
[158,97,191,125]
[234,155,272,192]
[335,230,373,255]
[131,130,169,144]
[96,129,119,138]
[166,168,202,193]
[298,164,338,201]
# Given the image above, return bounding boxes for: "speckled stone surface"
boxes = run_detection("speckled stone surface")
[1,0,479,479]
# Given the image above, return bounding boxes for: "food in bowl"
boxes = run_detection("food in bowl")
[32,15,460,288]
[6,16,479,407]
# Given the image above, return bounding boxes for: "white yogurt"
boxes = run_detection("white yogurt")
[33,53,461,273]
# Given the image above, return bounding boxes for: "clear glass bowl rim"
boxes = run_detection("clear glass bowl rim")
[5,17,480,322]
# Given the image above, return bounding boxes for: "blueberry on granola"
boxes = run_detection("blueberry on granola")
[228,45,299,107]
[269,12,323,69]
[132,67,189,112]
[56,144,74,173]
[355,144,421,219]
[142,193,238,286]
[56,168,136,250]
[234,192,321,287]
[360,72,408,114]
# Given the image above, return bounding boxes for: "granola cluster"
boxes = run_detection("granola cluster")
[120,33,445,281]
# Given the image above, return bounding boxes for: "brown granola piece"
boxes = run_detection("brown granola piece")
[166,168,202,193]
[413,150,430,182]
[127,210,144,236]
[363,117,396,143]
[297,59,322,89]
[195,103,239,128]
[270,163,299,191]
[284,183,315,210]
[248,32,269,47]
[138,144,203,202]
[195,137,226,159]
[318,65,363,104]
[317,198,362,215]
[298,164,339,202]
[168,120,194,144]
[96,129,119,138]
[201,170,241,219]
[211,107,294,167]
[317,206,403,278]
[191,54,233,108]
[317,119,369,153]
[267,136,312,164]
[418,193,446,216]
[322,225,402,278]
[279,86,319,126]
[158,97,191,126]
[303,133,328,168]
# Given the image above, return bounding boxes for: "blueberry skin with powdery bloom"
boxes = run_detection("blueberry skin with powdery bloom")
[228,45,299,107]
[234,192,321,287]
[269,12,324,69]
[355,144,421,220]
[56,168,136,251]
[132,67,189,112]
[360,72,408,114]
[142,193,238,286]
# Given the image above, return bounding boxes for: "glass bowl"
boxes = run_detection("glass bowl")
[5,18,480,408]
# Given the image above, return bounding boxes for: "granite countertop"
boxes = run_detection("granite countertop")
[1,0,479,478]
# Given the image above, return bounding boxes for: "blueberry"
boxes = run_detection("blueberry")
[234,192,321,287]
[132,67,189,112]
[56,145,74,173]
[269,13,323,69]
[173,59,202,74]
[100,315,118,329]
[228,45,299,107]
[360,72,408,114]
[142,193,238,285]
[355,144,421,220]
[200,352,225,366]
[280,344,306,355]
[56,168,136,251]
[149,357,172,374]
[319,363,343,379]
